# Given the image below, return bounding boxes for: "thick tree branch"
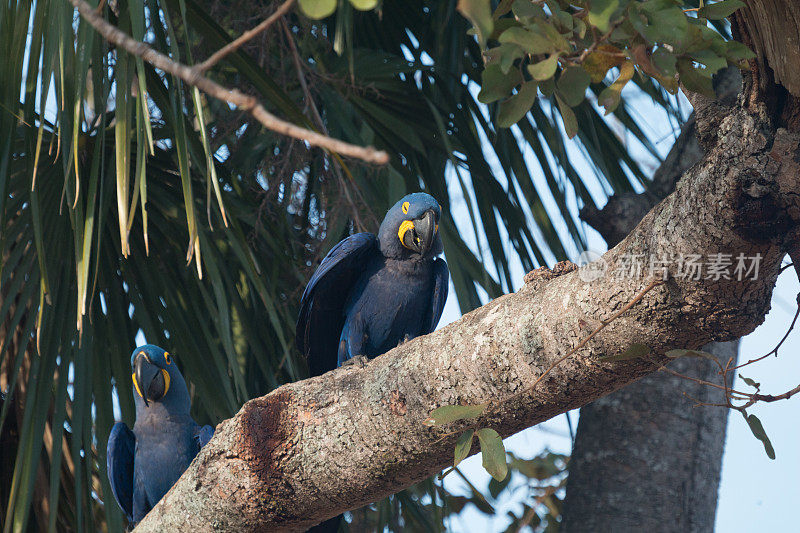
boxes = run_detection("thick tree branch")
[132,92,800,529]
[68,0,390,165]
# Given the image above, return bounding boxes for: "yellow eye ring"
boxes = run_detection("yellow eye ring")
[401,201,410,214]
[164,352,171,365]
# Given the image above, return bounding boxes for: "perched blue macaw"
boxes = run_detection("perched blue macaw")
[297,192,449,377]
[106,344,213,525]
[297,192,448,532]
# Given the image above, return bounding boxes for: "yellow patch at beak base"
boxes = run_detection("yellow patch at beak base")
[398,220,415,249]
[161,369,171,395]
[132,372,144,399]
[131,369,171,399]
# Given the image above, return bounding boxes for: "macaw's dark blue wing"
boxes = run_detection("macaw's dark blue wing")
[107,422,135,522]
[297,233,378,377]
[195,424,214,449]
[423,258,449,335]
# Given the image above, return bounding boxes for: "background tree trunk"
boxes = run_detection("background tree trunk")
[561,341,738,532]
[562,70,742,533]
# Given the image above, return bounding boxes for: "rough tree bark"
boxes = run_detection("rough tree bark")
[561,69,742,533]
[132,79,800,528]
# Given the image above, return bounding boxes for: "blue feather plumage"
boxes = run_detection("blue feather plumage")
[297,193,449,376]
[107,344,213,525]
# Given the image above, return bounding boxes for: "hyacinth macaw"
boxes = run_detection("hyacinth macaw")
[297,192,448,532]
[106,344,213,525]
[297,192,449,377]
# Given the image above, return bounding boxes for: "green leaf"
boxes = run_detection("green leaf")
[527,54,559,81]
[512,0,545,19]
[498,82,538,128]
[555,94,578,138]
[638,0,677,13]
[744,413,776,460]
[538,77,555,96]
[454,429,475,467]
[349,0,378,10]
[510,453,567,480]
[631,6,690,50]
[700,0,746,20]
[489,18,523,41]
[498,26,552,55]
[690,49,727,75]
[476,428,508,481]
[556,66,591,107]
[677,58,715,97]
[722,40,756,63]
[739,375,761,389]
[483,43,525,74]
[478,64,523,103]
[574,17,587,39]
[651,47,677,77]
[554,11,573,32]
[677,58,715,98]
[534,18,571,53]
[587,0,620,33]
[600,343,651,362]
[458,0,494,48]
[424,404,488,426]
[298,0,337,19]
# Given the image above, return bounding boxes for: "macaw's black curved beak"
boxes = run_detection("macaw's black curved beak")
[402,209,437,256]
[134,353,166,406]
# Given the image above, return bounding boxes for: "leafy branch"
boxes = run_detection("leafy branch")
[459,0,754,136]
[68,0,390,164]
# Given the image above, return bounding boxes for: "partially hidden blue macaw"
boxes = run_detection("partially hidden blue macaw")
[106,344,214,525]
[297,192,449,376]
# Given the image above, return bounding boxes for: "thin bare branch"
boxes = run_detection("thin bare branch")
[69,0,390,165]
[196,0,297,73]
[749,383,800,403]
[659,366,749,399]
[726,293,800,372]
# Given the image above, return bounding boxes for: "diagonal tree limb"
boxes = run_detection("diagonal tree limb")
[133,91,800,530]
[68,0,389,165]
